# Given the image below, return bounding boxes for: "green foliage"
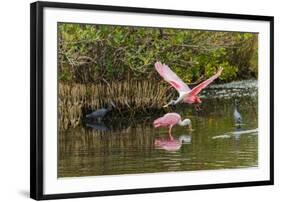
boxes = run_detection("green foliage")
[58,23,258,84]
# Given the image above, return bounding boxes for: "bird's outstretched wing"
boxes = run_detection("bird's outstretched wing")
[155,62,191,93]
[189,67,223,96]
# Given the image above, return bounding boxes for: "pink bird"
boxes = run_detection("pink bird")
[154,138,182,151]
[153,113,192,140]
[155,61,223,109]
[154,135,191,151]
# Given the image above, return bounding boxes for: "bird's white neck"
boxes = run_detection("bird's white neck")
[178,119,190,126]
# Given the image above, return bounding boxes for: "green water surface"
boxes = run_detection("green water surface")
[58,80,258,177]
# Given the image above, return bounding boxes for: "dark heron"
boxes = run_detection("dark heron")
[233,100,242,126]
[86,101,116,121]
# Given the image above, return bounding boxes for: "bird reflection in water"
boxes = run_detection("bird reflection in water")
[154,135,192,152]
[85,122,110,132]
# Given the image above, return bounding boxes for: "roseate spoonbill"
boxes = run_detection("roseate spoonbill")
[154,135,192,151]
[155,61,223,109]
[233,100,242,126]
[86,101,116,121]
[154,138,182,151]
[153,113,192,140]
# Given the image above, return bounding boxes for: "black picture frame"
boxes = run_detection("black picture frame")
[30,1,274,200]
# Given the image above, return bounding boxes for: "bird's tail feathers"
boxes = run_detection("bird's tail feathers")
[153,118,163,128]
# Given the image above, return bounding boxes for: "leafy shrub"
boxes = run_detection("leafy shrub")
[58,23,258,84]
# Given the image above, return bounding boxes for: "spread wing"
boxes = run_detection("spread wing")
[189,67,223,96]
[155,61,191,93]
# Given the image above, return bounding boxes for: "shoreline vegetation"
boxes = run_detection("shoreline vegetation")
[59,81,174,130]
[58,23,258,130]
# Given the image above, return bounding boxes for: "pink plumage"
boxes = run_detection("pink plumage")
[153,113,188,140]
[154,61,190,93]
[154,138,182,151]
[155,61,223,107]
[153,113,181,128]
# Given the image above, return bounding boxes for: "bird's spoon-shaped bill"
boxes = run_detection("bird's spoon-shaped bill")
[163,100,174,108]
[188,124,195,131]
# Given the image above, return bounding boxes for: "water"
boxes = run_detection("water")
[58,80,258,177]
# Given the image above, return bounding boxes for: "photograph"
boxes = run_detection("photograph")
[0,0,278,200]
[57,23,259,178]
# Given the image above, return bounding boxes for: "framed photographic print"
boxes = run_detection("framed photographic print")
[30,1,274,200]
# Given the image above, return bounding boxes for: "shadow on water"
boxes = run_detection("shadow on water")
[58,80,258,177]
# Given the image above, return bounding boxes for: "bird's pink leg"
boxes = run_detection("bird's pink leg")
[195,104,202,111]
[168,126,174,140]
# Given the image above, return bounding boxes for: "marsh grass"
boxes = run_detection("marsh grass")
[59,80,174,130]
